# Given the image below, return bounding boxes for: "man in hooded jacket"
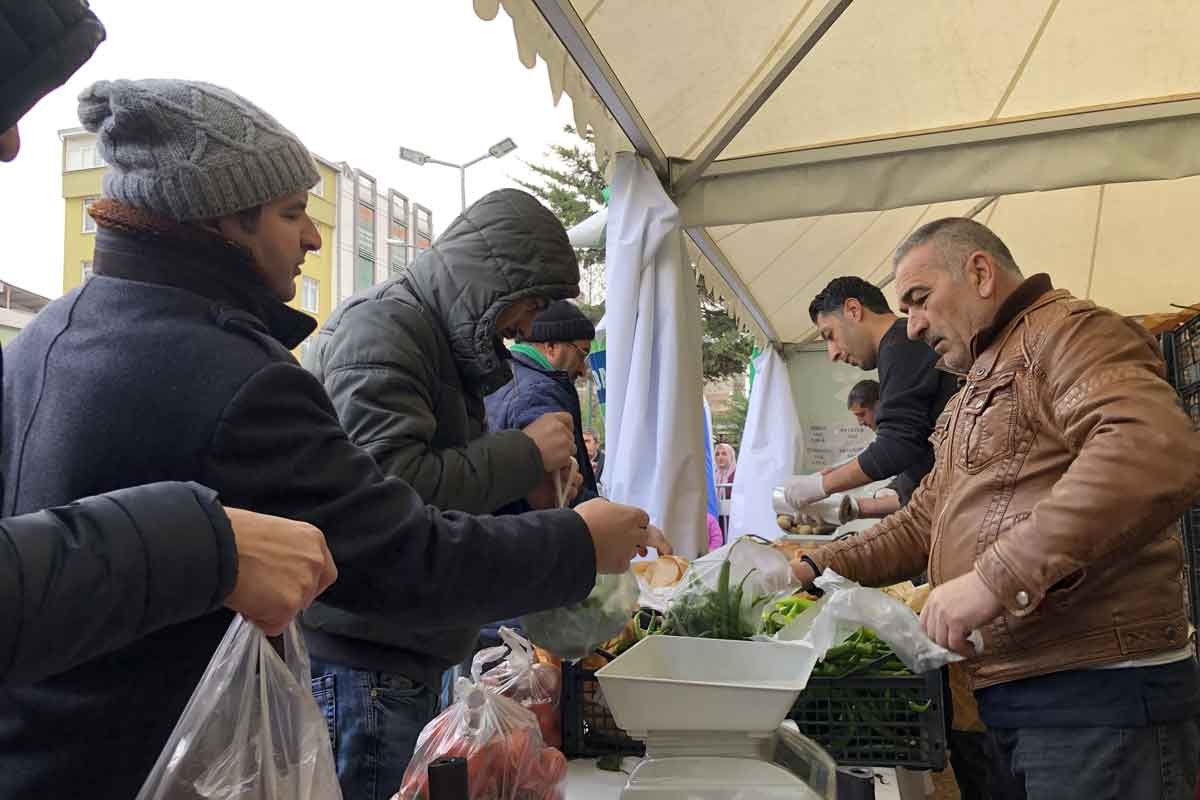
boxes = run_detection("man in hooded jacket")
[308,189,609,793]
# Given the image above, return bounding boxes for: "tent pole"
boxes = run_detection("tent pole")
[686,226,780,347]
[531,0,670,180]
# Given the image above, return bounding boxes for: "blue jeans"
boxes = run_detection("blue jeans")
[990,719,1200,800]
[310,659,441,800]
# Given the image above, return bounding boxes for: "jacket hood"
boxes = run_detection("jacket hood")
[404,188,579,393]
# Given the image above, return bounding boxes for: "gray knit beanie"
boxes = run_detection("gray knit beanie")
[77,78,320,221]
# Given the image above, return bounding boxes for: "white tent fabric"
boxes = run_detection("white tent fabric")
[474,0,1200,346]
[729,349,803,541]
[601,153,707,557]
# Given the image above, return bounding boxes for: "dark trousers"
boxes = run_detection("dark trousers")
[988,719,1200,800]
[949,729,1025,800]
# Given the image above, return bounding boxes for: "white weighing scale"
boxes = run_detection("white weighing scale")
[595,636,836,800]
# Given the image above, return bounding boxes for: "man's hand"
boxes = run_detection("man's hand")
[523,412,575,472]
[838,495,860,524]
[919,570,1002,656]
[526,458,583,509]
[645,526,674,557]
[790,558,817,587]
[575,498,665,573]
[222,508,338,636]
[783,473,828,510]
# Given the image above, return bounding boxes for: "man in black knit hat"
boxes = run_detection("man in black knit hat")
[487,300,600,503]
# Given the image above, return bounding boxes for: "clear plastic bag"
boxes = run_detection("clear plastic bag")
[665,536,795,639]
[135,616,341,800]
[520,570,639,660]
[395,647,568,800]
[797,569,965,673]
[481,627,562,750]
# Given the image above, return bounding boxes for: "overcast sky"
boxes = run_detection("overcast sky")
[2,0,577,298]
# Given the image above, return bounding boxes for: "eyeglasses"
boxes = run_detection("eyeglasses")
[566,342,591,362]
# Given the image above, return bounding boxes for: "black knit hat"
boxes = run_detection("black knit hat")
[524,300,595,343]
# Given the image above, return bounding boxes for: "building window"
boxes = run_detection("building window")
[310,175,325,198]
[81,260,93,282]
[415,205,432,237]
[388,190,410,271]
[65,139,105,171]
[414,204,433,255]
[356,172,377,205]
[82,196,97,233]
[354,171,377,291]
[301,276,319,313]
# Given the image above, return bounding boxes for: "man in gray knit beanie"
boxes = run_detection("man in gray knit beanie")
[78,78,319,221]
[0,72,663,800]
[77,77,322,301]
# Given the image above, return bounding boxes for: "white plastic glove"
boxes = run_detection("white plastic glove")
[782,472,828,511]
[839,495,860,524]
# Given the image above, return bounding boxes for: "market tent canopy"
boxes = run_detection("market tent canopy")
[473,0,1200,345]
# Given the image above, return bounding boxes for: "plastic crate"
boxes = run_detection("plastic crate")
[560,659,644,759]
[787,668,948,770]
[1181,385,1200,431]
[1161,332,1178,387]
[1172,315,1200,392]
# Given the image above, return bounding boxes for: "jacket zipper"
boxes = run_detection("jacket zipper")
[927,383,967,585]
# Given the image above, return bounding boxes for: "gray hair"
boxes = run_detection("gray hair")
[893,217,1022,276]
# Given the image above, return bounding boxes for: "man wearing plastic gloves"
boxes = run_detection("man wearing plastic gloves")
[782,276,958,514]
[0,77,660,800]
[0,0,336,684]
[307,190,665,796]
[793,218,1200,799]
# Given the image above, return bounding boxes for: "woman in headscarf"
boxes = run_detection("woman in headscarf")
[714,443,737,500]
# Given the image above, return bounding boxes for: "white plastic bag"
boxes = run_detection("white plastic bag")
[520,571,639,660]
[794,570,964,674]
[135,616,341,800]
[665,537,795,639]
[520,475,640,660]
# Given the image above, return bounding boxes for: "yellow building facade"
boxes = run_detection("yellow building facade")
[59,129,340,357]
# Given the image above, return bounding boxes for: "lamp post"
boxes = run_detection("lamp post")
[398,137,517,213]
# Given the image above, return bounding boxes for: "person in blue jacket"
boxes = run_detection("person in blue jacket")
[487,300,601,503]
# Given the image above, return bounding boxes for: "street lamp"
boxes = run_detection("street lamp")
[398,137,517,213]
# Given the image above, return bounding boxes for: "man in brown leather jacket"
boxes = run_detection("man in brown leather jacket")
[793,217,1200,799]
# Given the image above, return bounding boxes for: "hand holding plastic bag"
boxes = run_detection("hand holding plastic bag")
[396,647,567,800]
[482,627,562,749]
[135,616,341,800]
[793,570,964,673]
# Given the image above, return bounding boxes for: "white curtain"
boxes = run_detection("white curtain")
[603,153,708,558]
[730,348,803,541]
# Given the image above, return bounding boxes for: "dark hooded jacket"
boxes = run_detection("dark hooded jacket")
[306,189,580,686]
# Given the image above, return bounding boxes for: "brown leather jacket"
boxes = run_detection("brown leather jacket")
[811,275,1200,689]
